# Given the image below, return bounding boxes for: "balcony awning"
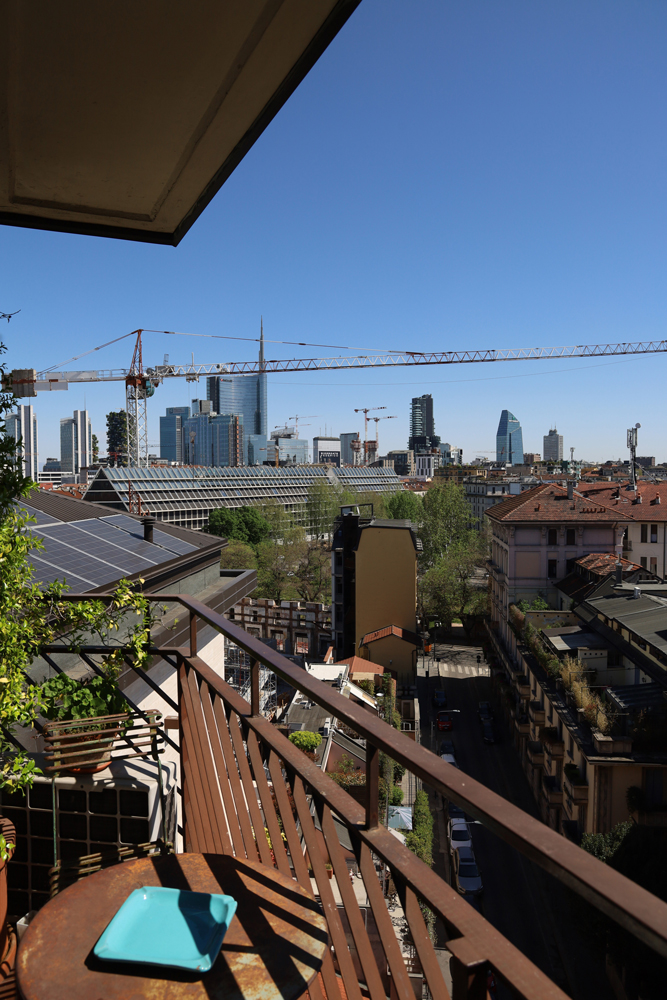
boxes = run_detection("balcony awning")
[0,1,360,245]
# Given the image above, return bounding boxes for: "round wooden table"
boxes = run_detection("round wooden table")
[17,853,329,1000]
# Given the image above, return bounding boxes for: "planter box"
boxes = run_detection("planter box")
[527,741,544,767]
[542,774,562,806]
[563,774,589,805]
[529,702,545,726]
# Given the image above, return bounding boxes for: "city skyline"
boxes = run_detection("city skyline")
[3,3,667,465]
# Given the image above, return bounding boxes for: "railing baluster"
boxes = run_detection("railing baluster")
[403,886,451,1000]
[177,661,204,853]
[181,667,231,854]
[447,939,488,1000]
[365,742,379,829]
[198,680,247,858]
[267,753,343,1000]
[246,730,291,877]
[357,842,419,1000]
[292,776,365,1000]
[227,711,274,867]
[319,804,386,1000]
[250,657,260,716]
[211,695,260,862]
[189,611,197,656]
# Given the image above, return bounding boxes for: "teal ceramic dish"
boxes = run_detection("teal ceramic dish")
[94,886,237,973]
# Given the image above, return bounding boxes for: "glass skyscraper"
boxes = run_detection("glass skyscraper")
[6,405,38,480]
[206,325,267,464]
[496,410,524,465]
[60,409,92,475]
[160,406,190,463]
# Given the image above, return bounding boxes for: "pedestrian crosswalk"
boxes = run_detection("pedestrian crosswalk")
[435,663,490,678]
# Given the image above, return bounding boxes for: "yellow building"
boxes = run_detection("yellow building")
[331,510,420,684]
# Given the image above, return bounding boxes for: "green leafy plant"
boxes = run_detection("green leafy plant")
[0,833,15,863]
[288,730,322,753]
[41,668,130,724]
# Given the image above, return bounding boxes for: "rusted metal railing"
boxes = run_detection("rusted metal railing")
[54,594,667,1000]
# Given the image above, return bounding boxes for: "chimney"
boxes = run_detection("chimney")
[567,481,574,500]
[615,560,623,585]
[633,586,641,600]
[142,516,155,543]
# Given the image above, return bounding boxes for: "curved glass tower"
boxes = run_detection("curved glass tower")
[496,410,524,465]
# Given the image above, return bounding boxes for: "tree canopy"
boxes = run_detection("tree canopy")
[208,505,271,546]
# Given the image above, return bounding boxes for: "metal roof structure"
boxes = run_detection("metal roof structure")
[83,464,403,530]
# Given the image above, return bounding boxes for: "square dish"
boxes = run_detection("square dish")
[94,885,237,972]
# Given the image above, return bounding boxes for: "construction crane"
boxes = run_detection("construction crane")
[7,331,667,466]
[354,406,385,458]
[369,415,397,462]
[288,414,320,437]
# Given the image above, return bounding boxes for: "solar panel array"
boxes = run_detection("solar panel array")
[19,505,198,593]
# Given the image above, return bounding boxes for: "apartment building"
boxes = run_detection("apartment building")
[577,481,667,577]
[227,597,331,658]
[331,510,420,684]
[486,482,632,647]
[465,477,539,528]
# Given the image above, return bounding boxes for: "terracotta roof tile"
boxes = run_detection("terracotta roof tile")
[577,481,667,520]
[485,483,632,523]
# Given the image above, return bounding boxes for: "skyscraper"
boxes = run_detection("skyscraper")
[160,406,190,463]
[409,393,434,448]
[60,409,92,475]
[496,410,524,465]
[543,427,564,462]
[6,404,38,480]
[206,321,267,464]
[340,432,361,466]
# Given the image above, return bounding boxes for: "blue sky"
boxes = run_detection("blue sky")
[3,0,667,465]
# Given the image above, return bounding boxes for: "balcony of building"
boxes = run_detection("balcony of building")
[514,714,530,737]
[12,594,667,1000]
[563,770,589,806]
[527,740,545,767]
[540,726,565,758]
[514,673,531,699]
[529,701,545,726]
[542,774,563,807]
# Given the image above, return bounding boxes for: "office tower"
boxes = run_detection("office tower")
[340,432,361,466]
[496,410,524,465]
[60,409,92,475]
[160,406,190,463]
[6,404,38,480]
[543,427,564,462]
[247,434,268,466]
[206,322,267,464]
[211,414,243,467]
[408,393,440,453]
[267,427,308,465]
[313,437,341,466]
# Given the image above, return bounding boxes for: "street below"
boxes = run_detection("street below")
[416,634,613,1000]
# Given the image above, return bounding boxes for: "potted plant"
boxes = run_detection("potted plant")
[0,820,16,984]
[40,664,130,773]
[325,862,333,880]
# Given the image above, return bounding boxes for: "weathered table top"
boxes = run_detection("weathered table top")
[18,853,328,1000]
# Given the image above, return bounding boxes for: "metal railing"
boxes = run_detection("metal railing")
[53,593,667,1000]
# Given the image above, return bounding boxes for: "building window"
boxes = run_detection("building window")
[548,529,558,546]
[566,558,575,573]
[651,524,658,544]
[548,559,558,578]
[641,557,647,569]
[566,529,576,546]
[641,524,648,543]
[650,557,658,574]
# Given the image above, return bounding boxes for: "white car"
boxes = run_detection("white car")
[440,753,458,768]
[447,819,473,854]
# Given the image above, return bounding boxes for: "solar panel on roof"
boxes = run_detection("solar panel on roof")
[100,514,197,555]
[69,519,167,565]
[28,538,118,587]
[29,554,93,592]
[35,524,155,576]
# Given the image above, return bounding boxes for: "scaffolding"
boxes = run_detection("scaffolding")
[224,637,277,718]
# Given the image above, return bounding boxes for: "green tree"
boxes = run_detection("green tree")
[288,731,322,753]
[91,434,99,464]
[219,539,258,570]
[385,490,423,523]
[208,506,271,546]
[420,481,472,567]
[420,533,488,631]
[305,478,341,540]
[106,410,128,467]
[290,538,331,603]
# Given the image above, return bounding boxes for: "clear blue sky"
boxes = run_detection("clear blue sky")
[3,0,667,465]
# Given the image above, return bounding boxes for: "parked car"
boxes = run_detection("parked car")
[440,739,455,755]
[437,711,453,731]
[447,802,466,822]
[440,754,459,768]
[451,846,483,896]
[447,819,473,854]
[433,690,448,709]
[482,722,495,744]
[478,701,493,722]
